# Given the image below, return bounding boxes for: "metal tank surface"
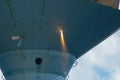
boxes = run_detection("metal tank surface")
[0,0,120,80]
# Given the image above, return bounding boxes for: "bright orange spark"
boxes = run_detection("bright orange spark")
[59,27,69,72]
[59,28,68,52]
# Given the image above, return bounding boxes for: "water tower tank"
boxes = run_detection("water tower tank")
[0,0,120,80]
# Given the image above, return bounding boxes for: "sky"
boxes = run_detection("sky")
[0,3,120,80]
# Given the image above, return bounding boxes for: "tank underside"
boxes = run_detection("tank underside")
[0,0,120,80]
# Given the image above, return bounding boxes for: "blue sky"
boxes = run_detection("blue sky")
[0,3,120,80]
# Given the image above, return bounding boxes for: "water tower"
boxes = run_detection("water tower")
[0,0,120,80]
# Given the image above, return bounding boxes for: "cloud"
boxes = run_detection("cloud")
[69,30,120,80]
[0,69,6,80]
